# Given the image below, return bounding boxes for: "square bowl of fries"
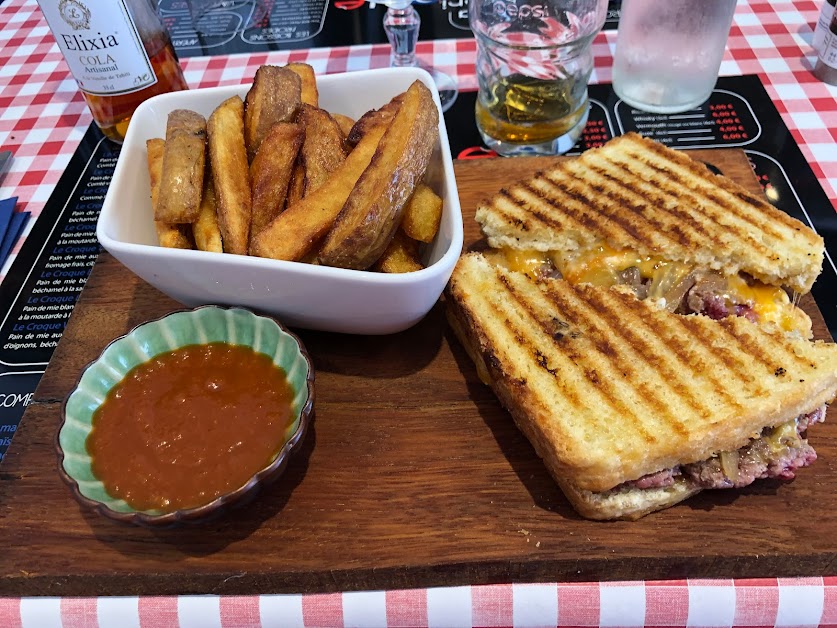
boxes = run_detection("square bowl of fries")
[97,65,462,334]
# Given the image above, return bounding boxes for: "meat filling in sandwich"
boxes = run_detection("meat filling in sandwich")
[619,405,824,493]
[494,246,811,335]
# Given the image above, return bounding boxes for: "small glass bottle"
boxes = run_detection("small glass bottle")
[37,0,188,143]
[814,9,837,85]
[813,0,837,54]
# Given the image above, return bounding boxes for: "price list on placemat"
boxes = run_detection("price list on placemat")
[0,133,117,463]
[0,73,834,463]
[159,0,621,57]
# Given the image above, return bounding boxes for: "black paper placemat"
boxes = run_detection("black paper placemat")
[161,0,622,58]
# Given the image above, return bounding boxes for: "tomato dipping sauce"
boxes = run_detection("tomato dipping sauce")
[86,342,296,513]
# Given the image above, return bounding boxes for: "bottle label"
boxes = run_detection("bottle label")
[38,0,157,96]
[813,2,835,53]
[821,27,837,70]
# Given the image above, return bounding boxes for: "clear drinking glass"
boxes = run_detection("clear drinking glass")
[470,0,607,156]
[612,0,737,113]
[382,0,458,111]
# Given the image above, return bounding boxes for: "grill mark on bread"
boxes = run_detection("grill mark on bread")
[623,144,791,246]
[491,269,587,412]
[579,287,723,431]
[538,168,660,248]
[668,313,767,395]
[715,316,816,376]
[497,186,568,233]
[581,161,714,249]
[610,153,776,251]
[492,265,659,451]
[712,173,817,234]
[511,180,603,236]
[530,277,661,445]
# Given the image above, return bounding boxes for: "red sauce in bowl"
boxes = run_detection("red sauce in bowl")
[86,343,295,513]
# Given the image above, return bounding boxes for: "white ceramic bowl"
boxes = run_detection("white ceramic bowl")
[97,67,463,334]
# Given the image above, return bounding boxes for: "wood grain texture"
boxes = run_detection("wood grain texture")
[1,150,834,597]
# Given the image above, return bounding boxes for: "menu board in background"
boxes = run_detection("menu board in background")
[0,128,117,464]
[160,0,622,57]
[1,74,834,463]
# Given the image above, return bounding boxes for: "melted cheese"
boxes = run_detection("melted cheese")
[498,244,808,334]
[764,419,803,455]
[501,249,550,278]
[724,275,807,333]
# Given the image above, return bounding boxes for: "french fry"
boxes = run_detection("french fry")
[250,121,389,262]
[372,230,424,273]
[208,96,251,255]
[193,163,223,253]
[285,159,306,208]
[249,122,303,245]
[297,104,347,195]
[317,81,439,270]
[285,63,318,107]
[155,110,206,224]
[332,113,355,138]
[400,183,443,243]
[146,138,193,249]
[244,65,301,162]
[346,96,403,146]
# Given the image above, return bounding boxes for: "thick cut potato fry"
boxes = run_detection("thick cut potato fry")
[317,81,439,270]
[250,121,389,262]
[400,183,443,243]
[147,138,193,249]
[147,138,165,209]
[249,122,303,245]
[155,110,206,224]
[332,113,355,138]
[285,159,305,208]
[297,104,347,195]
[193,165,223,253]
[208,95,251,255]
[346,98,401,146]
[244,65,301,162]
[285,63,318,107]
[373,230,423,273]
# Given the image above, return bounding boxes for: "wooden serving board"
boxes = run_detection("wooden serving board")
[1,150,834,597]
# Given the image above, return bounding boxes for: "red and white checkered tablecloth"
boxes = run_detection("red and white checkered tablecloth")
[2,0,837,626]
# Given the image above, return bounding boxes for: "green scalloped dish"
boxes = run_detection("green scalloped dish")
[56,306,314,526]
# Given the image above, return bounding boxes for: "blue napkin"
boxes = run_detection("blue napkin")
[0,197,29,267]
[0,196,14,247]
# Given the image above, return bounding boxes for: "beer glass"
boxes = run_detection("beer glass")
[612,0,737,113]
[470,0,608,156]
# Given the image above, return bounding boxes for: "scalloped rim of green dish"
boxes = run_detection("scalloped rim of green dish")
[56,305,315,527]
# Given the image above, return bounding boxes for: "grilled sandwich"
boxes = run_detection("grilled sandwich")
[446,252,837,520]
[476,133,824,336]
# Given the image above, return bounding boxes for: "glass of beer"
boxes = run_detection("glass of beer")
[470,0,607,156]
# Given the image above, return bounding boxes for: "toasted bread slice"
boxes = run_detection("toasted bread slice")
[476,133,824,294]
[446,252,837,519]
